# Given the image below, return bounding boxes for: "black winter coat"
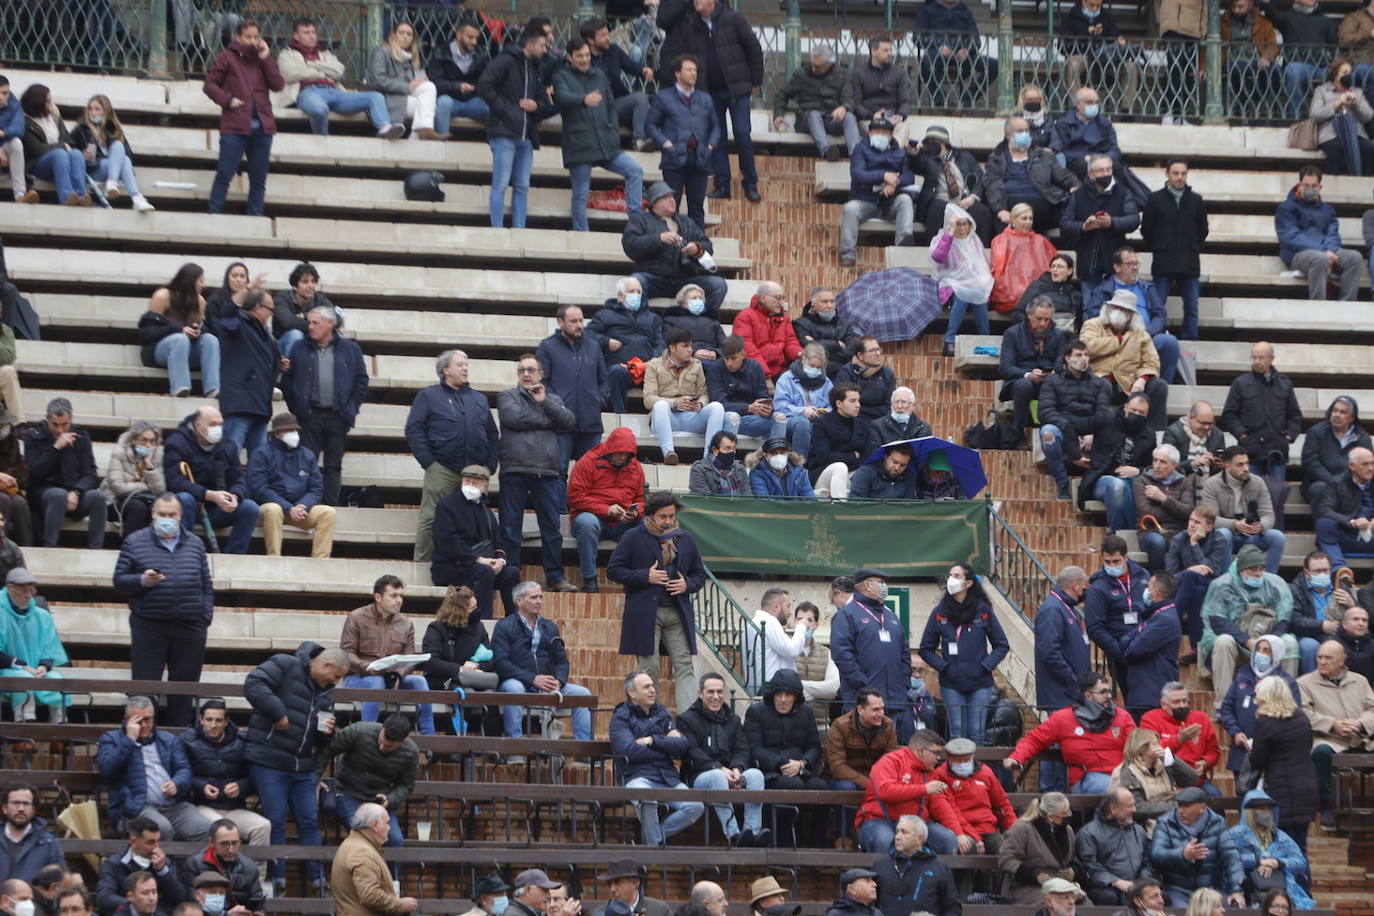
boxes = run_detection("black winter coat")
[1222,369,1302,462]
[553,62,623,166]
[871,412,933,444]
[910,147,986,217]
[808,411,880,481]
[874,848,961,916]
[1080,411,1156,511]
[97,851,185,916]
[25,422,98,494]
[179,720,255,808]
[998,322,1065,401]
[656,0,763,98]
[792,304,860,376]
[621,209,714,281]
[984,143,1077,213]
[663,307,727,359]
[1248,709,1319,826]
[426,40,489,100]
[164,414,247,501]
[421,616,492,688]
[607,521,706,655]
[743,670,821,784]
[537,330,608,435]
[1039,362,1111,437]
[136,310,197,367]
[179,848,266,912]
[586,298,667,367]
[1163,418,1226,480]
[1141,185,1209,277]
[1301,416,1373,497]
[1014,272,1083,324]
[703,356,769,413]
[432,493,503,573]
[1314,470,1374,529]
[477,44,554,143]
[1060,180,1140,283]
[242,641,337,773]
[217,306,277,420]
[835,362,897,422]
[591,44,642,99]
[1289,571,1341,640]
[676,696,752,784]
[112,523,213,624]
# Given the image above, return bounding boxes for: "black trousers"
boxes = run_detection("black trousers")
[129,615,208,726]
[431,559,519,619]
[301,408,349,506]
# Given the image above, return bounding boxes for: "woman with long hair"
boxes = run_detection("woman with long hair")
[367,21,442,139]
[1225,788,1315,909]
[69,94,154,211]
[422,585,497,734]
[1109,727,1197,821]
[918,562,1008,744]
[998,792,1080,904]
[138,263,220,397]
[18,83,88,205]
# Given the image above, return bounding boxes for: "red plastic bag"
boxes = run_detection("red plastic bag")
[588,187,628,213]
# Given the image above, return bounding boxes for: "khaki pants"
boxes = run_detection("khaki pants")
[413,463,463,563]
[259,503,336,558]
[0,365,24,420]
[193,806,271,883]
[635,604,696,712]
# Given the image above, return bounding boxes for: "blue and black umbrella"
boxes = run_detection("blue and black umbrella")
[861,435,988,498]
[835,267,942,343]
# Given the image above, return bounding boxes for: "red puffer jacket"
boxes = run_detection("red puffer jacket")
[568,426,645,521]
[931,761,1016,839]
[1008,704,1136,787]
[733,299,802,379]
[854,746,963,835]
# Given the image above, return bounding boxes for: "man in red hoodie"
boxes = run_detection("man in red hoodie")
[568,427,645,593]
[1138,681,1221,796]
[932,737,1015,854]
[734,282,802,380]
[853,729,960,855]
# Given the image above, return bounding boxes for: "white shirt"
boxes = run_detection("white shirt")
[743,609,809,691]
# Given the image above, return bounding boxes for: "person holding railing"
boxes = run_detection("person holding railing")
[1258,0,1338,122]
[912,0,997,111]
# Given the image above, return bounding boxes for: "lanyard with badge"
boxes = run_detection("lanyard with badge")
[1054,591,1090,646]
[864,604,892,643]
[1118,567,1138,626]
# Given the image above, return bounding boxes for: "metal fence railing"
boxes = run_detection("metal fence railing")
[985,503,1054,629]
[692,565,764,706]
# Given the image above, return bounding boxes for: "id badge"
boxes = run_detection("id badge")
[879,629,892,643]
[947,642,959,656]
[1122,612,1139,625]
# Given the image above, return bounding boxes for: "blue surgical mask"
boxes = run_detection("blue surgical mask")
[891,411,911,424]
[154,517,179,537]
[802,365,823,378]
[1243,574,1264,588]
[1104,563,1125,578]
[1309,572,1332,590]
[624,293,642,311]
[686,298,706,315]
[949,761,974,778]
[869,135,890,151]
[490,898,509,916]
[1011,131,1031,149]
[1252,652,1274,674]
[134,444,152,457]
[202,895,225,914]
[1083,6,1100,17]
[1084,104,1100,118]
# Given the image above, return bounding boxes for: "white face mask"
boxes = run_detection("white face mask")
[281,431,300,449]
[461,484,483,502]
[11,901,34,916]
[130,854,152,869]
[1067,355,1090,372]
[204,425,224,445]
[1108,309,1131,329]
[768,453,789,471]
[946,576,965,596]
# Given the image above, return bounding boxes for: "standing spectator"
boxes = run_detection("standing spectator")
[0,76,36,204]
[1134,446,1195,570]
[95,819,185,916]
[999,299,1064,433]
[991,206,1060,314]
[1139,682,1220,795]
[831,569,913,740]
[340,575,435,735]
[276,18,401,138]
[745,669,830,845]
[773,45,858,160]
[582,19,654,150]
[744,587,805,689]
[491,581,594,740]
[429,20,491,129]
[406,350,499,564]
[1039,338,1112,501]
[0,786,63,884]
[1149,787,1245,907]
[643,327,727,465]
[282,305,368,508]
[215,291,278,461]
[1060,155,1140,298]
[163,407,261,556]
[929,205,992,357]
[1080,396,1156,535]
[735,282,803,382]
[555,38,644,233]
[918,563,1008,744]
[689,431,749,496]
[873,815,959,916]
[622,185,727,313]
[97,697,210,840]
[854,730,961,855]
[241,643,348,896]
[1141,160,1208,342]
[1119,577,1183,716]
[608,491,707,709]
[1313,446,1374,569]
[1085,536,1151,694]
[1005,672,1136,793]
[835,338,895,423]
[932,737,1016,853]
[0,568,67,725]
[1080,295,1167,431]
[16,85,87,207]
[1167,507,1232,659]
[1200,447,1286,573]
[1275,165,1363,301]
[498,353,577,591]
[101,422,166,538]
[1298,639,1374,826]
[610,671,705,845]
[1249,676,1320,857]
[807,384,879,500]
[537,305,607,472]
[838,116,914,267]
[1076,788,1155,906]
[663,284,726,362]
[1034,567,1092,790]
[1290,550,1350,674]
[677,672,769,848]
[368,22,442,139]
[25,398,107,550]
[1224,790,1315,908]
[851,39,910,125]
[567,427,644,593]
[111,494,212,727]
[1259,0,1338,119]
[179,702,271,864]
[748,436,816,500]
[1049,87,1123,180]
[1302,396,1371,510]
[1223,342,1302,479]
[912,0,997,109]
[707,337,809,457]
[70,95,154,211]
[985,117,1079,234]
[793,287,859,376]
[825,688,898,792]
[1312,57,1374,175]
[271,263,337,356]
[245,413,335,558]
[478,26,554,229]
[203,20,282,216]
[315,717,418,849]
[997,793,1080,905]
[1201,544,1299,698]
[330,804,417,916]
[1083,247,1180,385]
[910,126,995,246]
[646,56,719,227]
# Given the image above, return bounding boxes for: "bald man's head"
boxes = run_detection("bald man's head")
[1316,639,1348,678]
[1351,447,1374,484]
[1251,341,1275,375]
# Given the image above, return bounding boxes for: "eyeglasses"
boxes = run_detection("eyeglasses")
[517,367,540,374]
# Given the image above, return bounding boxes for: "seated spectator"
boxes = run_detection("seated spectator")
[278,18,402,138]
[707,336,810,459]
[986,117,1078,234]
[1061,0,1139,113]
[1226,789,1315,907]
[793,602,839,702]
[1290,551,1349,675]
[1201,544,1299,700]
[677,672,770,848]
[1303,396,1371,510]
[932,737,1015,853]
[0,392,28,544]
[835,338,895,423]
[838,116,913,267]
[1224,342,1301,481]
[1078,394,1154,532]
[1006,671,1136,793]
[1076,788,1154,907]
[1135,446,1194,571]
[419,585,496,731]
[25,398,107,550]
[1167,507,1231,658]
[808,384,878,500]
[1116,880,1166,916]
[745,669,831,846]
[645,55,718,226]
[643,327,726,466]
[492,581,593,740]
[164,407,260,556]
[29,863,68,916]
[918,563,1008,743]
[0,568,69,725]
[112,874,161,916]
[1108,728,1197,821]
[1164,401,1225,485]
[998,793,1080,905]
[1300,639,1374,825]
[992,206,1060,315]
[139,264,219,399]
[1221,0,1281,116]
[1140,160,1208,342]
[17,84,88,206]
[432,463,516,614]
[340,576,436,736]
[429,20,491,129]
[367,22,442,139]
[854,729,960,855]
[1039,338,1110,501]
[621,182,727,310]
[1200,446,1286,573]
[1120,575,1183,715]
[245,413,335,558]
[915,449,967,501]
[98,699,210,841]
[0,77,35,204]
[1336,604,1374,682]
[910,125,995,244]
[0,786,63,884]
[850,444,918,501]
[745,587,806,689]
[794,288,859,377]
[178,702,271,860]
[748,436,815,500]
[1081,293,1167,430]
[873,815,957,916]
[1275,165,1363,301]
[178,820,266,912]
[586,278,666,416]
[70,95,153,211]
[912,0,997,109]
[1049,86,1122,180]
[871,387,931,445]
[581,19,652,150]
[610,671,704,846]
[773,344,835,436]
[999,298,1064,433]
[774,44,858,160]
[735,282,803,382]
[1060,155,1140,299]
[1314,446,1374,570]
[851,38,910,128]
[689,431,749,496]
[929,204,993,357]
[1013,82,1053,146]
[100,422,165,538]
[1149,787,1245,907]
[825,868,879,916]
[1312,57,1374,175]
[1016,254,1080,331]
[95,818,183,916]
[271,262,337,356]
[315,715,417,850]
[568,427,644,593]
[462,874,510,916]
[1084,247,1180,384]
[825,688,897,791]
[664,284,725,363]
[1217,632,1300,793]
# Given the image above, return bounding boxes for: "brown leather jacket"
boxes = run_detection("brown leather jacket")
[1221,10,1280,64]
[340,602,417,675]
[823,708,898,788]
[1340,8,1374,65]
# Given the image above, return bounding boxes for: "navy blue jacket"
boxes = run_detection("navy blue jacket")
[0,815,63,884]
[164,413,248,502]
[1120,600,1182,710]
[610,699,688,784]
[404,381,499,474]
[749,457,816,500]
[217,306,277,419]
[1165,528,1232,578]
[849,463,918,500]
[847,140,914,205]
[242,641,337,773]
[1218,664,1300,772]
[97,847,185,916]
[491,611,572,688]
[1084,560,1151,660]
[1034,587,1092,711]
[912,0,981,52]
[1275,186,1341,265]
[607,521,707,656]
[830,592,911,706]
[0,93,22,143]
[112,524,213,625]
[1048,109,1121,162]
[283,331,369,429]
[591,43,642,99]
[704,356,769,413]
[1084,276,1169,336]
[178,720,256,809]
[918,593,1010,692]
[646,86,721,172]
[537,330,608,434]
[586,298,667,368]
[97,726,194,829]
[246,437,324,510]
[835,363,896,422]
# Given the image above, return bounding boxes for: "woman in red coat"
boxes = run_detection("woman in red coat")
[203,19,284,216]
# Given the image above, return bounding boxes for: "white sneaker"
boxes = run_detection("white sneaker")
[377,123,406,139]
[272,387,284,401]
[1161,115,1176,126]
[132,194,155,212]
[105,179,121,199]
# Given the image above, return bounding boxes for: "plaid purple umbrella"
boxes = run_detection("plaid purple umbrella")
[834,267,942,343]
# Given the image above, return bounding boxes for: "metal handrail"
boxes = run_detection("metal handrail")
[984,502,1055,628]
[692,564,765,703]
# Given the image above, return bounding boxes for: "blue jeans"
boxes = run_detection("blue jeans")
[498,678,592,740]
[944,296,989,344]
[34,148,88,200]
[735,413,812,458]
[662,162,710,227]
[692,766,764,837]
[1284,60,1326,119]
[1314,516,1374,569]
[624,776,704,846]
[1038,757,1068,793]
[558,432,602,475]
[248,764,323,883]
[1153,275,1200,340]
[615,92,649,140]
[342,673,436,734]
[1039,423,1075,486]
[1093,475,1136,532]
[1217,526,1286,573]
[858,817,956,854]
[498,473,566,581]
[297,86,390,134]
[942,685,992,745]
[437,94,490,128]
[572,513,637,582]
[278,329,305,358]
[153,331,220,396]
[570,152,644,232]
[489,137,534,228]
[1139,530,1168,571]
[91,140,141,196]
[1152,332,1180,384]
[334,791,404,845]
[710,91,757,189]
[1073,771,1112,793]
[606,364,634,414]
[222,414,268,462]
[1176,569,1213,649]
[1299,636,1320,674]
[175,492,260,555]
[650,400,726,458]
[210,130,272,216]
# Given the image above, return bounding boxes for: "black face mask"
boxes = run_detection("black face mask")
[712,452,736,470]
[1340,73,1354,89]
[1023,101,1042,113]
[1124,412,1146,432]
[1093,174,1112,189]
[922,141,942,155]
[1170,705,1191,721]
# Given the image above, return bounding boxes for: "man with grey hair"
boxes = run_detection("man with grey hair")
[870,387,932,444]
[874,814,957,916]
[734,281,802,380]
[1033,566,1091,791]
[97,697,211,841]
[586,275,665,414]
[405,349,499,563]
[491,581,594,741]
[1139,678,1220,796]
[1133,443,1194,571]
[984,115,1078,233]
[25,396,107,549]
[998,297,1064,433]
[1049,84,1123,180]
[772,43,859,160]
[608,671,703,846]
[332,802,416,916]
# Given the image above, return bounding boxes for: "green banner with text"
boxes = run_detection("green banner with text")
[677,496,990,577]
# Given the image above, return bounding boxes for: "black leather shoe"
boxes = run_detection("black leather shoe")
[706,185,730,199]
[753,828,773,848]
[580,581,599,594]
[744,186,761,202]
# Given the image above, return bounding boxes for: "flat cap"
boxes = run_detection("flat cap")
[851,568,890,584]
